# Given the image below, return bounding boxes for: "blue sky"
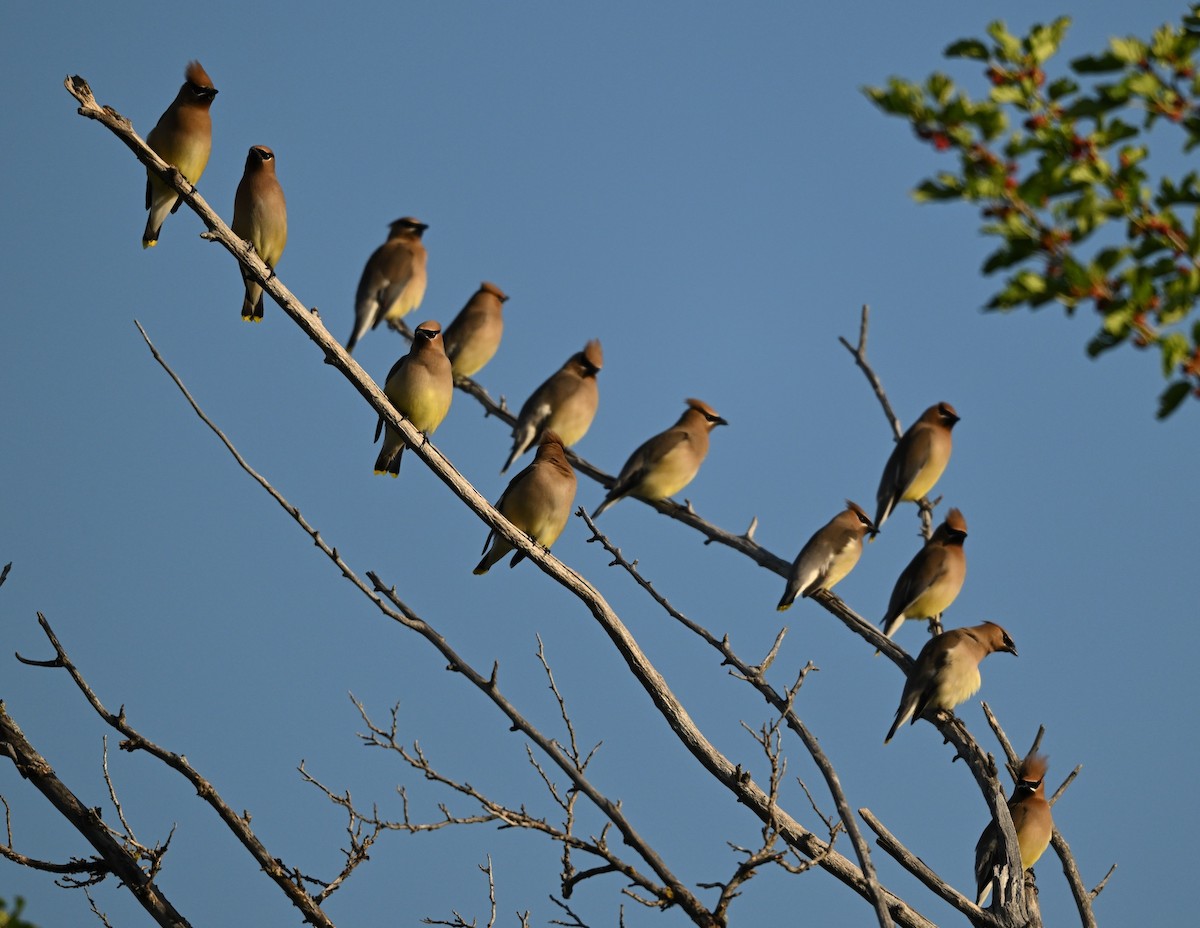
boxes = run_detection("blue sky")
[1,2,1195,926]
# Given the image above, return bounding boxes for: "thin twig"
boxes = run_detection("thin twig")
[0,702,193,927]
[13,615,337,928]
[583,511,899,928]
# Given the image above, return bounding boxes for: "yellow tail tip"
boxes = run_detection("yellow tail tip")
[776,603,791,612]
[143,239,158,249]
[473,567,489,576]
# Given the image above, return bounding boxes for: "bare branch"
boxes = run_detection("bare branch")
[838,305,902,440]
[979,704,1103,927]
[0,793,107,883]
[858,807,995,925]
[583,512,898,928]
[15,614,338,928]
[0,701,193,927]
[85,890,117,928]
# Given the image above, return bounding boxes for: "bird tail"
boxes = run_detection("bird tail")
[474,539,510,575]
[500,444,522,475]
[346,313,371,354]
[591,495,615,519]
[241,286,265,322]
[143,184,176,249]
[883,705,911,744]
[373,444,403,476]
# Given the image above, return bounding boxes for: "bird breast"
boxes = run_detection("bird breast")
[928,646,983,711]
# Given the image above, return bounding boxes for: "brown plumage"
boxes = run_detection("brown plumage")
[874,402,960,533]
[347,217,429,353]
[143,61,218,248]
[443,282,508,377]
[974,752,1054,906]
[777,501,875,610]
[591,398,726,519]
[503,339,602,474]
[884,621,1017,743]
[475,431,577,574]
[373,321,453,476]
[231,146,288,322]
[879,508,968,640]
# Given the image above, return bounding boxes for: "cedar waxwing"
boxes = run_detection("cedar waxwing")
[443,282,508,377]
[884,621,1017,743]
[502,339,603,474]
[974,752,1054,906]
[346,217,429,353]
[231,146,288,322]
[143,61,218,248]
[475,431,578,574]
[777,501,875,610]
[373,321,453,476]
[879,508,968,640]
[591,398,727,519]
[874,402,960,533]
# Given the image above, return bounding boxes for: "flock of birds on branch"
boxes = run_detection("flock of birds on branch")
[134,61,1057,907]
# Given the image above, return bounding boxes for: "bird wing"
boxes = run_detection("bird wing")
[909,641,954,721]
[375,355,409,443]
[610,430,689,497]
[893,428,934,498]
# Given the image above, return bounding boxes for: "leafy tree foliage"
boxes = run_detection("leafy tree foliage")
[866,6,1200,418]
[0,897,37,928]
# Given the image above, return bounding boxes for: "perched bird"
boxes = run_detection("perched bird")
[347,217,429,353]
[475,431,577,574]
[777,501,875,610]
[879,508,968,640]
[231,145,288,322]
[143,61,218,248]
[884,621,1017,743]
[974,752,1054,906]
[591,398,727,519]
[874,402,960,533]
[442,282,508,377]
[373,321,453,475]
[502,339,603,474]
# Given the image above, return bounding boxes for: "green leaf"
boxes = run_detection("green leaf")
[987,20,1023,60]
[990,84,1026,105]
[944,38,989,60]
[1015,269,1048,293]
[1047,77,1079,100]
[1161,332,1191,375]
[1110,36,1149,63]
[913,177,965,202]
[927,72,956,105]
[1127,71,1163,96]
[1028,20,1068,64]
[1070,51,1126,73]
[1087,329,1125,356]
[1156,380,1191,417]
[982,239,1038,274]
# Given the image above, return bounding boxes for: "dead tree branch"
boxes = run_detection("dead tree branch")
[0,702,193,928]
[12,615,339,928]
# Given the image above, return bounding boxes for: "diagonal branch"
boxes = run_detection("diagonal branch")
[0,702,193,927]
[13,615,338,928]
[582,512,895,928]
